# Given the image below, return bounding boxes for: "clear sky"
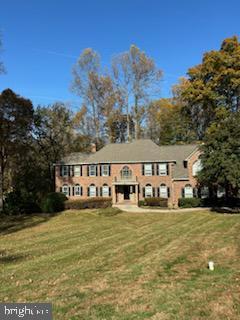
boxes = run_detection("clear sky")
[0,0,239,109]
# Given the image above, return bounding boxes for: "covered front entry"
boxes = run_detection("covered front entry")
[113,184,139,204]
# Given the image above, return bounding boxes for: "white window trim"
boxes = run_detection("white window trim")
[144,164,152,176]
[75,184,81,196]
[89,185,96,197]
[62,185,69,196]
[184,185,193,198]
[159,163,167,176]
[62,165,68,177]
[89,165,97,177]
[160,185,168,198]
[102,165,109,176]
[145,185,153,198]
[102,185,109,197]
[74,165,81,177]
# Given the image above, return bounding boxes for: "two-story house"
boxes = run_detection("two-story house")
[55,139,203,207]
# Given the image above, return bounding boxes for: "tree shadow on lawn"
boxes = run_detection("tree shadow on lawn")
[0,249,28,264]
[0,212,62,236]
[211,207,240,214]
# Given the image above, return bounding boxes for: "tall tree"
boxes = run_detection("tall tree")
[71,49,119,148]
[112,45,162,140]
[198,109,240,199]
[0,89,34,211]
[33,103,75,190]
[181,36,240,139]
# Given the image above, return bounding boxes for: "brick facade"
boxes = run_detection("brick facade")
[55,148,201,207]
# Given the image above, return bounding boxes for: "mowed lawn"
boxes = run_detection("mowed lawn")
[1,209,240,320]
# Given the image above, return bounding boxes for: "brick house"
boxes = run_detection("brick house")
[55,139,204,207]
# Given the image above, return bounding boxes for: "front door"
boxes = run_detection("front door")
[123,186,130,200]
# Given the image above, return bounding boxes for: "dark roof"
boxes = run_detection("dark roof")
[58,139,199,179]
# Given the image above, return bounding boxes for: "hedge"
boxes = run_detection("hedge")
[178,198,202,208]
[64,197,112,210]
[143,197,168,207]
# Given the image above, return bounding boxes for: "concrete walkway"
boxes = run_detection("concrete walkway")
[113,204,211,213]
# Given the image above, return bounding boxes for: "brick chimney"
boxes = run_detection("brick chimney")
[91,143,96,153]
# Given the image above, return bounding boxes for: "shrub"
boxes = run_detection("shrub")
[64,197,112,210]
[138,200,146,207]
[178,197,202,208]
[144,197,168,207]
[41,192,67,213]
[4,190,41,215]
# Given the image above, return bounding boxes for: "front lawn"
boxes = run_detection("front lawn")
[1,209,240,319]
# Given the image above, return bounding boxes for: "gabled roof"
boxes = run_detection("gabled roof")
[57,139,199,179]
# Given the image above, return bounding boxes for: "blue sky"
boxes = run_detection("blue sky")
[0,0,239,108]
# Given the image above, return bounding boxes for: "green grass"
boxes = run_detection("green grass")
[1,209,240,319]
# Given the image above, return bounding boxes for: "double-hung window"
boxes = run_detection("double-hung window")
[159,163,167,176]
[160,184,168,198]
[102,165,109,176]
[145,184,153,198]
[184,185,193,198]
[102,185,109,197]
[62,166,68,177]
[144,164,152,176]
[89,165,97,177]
[89,185,96,197]
[62,185,69,196]
[75,184,81,196]
[74,165,81,176]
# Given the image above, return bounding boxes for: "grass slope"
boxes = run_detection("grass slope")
[1,209,240,320]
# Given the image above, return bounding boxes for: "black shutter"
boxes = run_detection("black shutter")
[142,187,145,198]
[181,188,185,198]
[152,164,154,176]
[60,187,62,193]
[156,164,159,176]
[60,166,62,177]
[81,186,83,196]
[96,166,98,176]
[167,164,169,175]
[72,186,75,196]
[100,165,102,176]
[72,165,75,176]
[100,187,102,197]
[68,187,71,196]
[167,187,170,198]
[109,187,111,196]
[142,164,145,176]
[87,187,90,197]
[153,187,155,197]
[157,187,160,197]
[80,166,83,176]
[87,166,89,176]
[68,166,71,177]
[109,165,111,176]
[96,187,98,197]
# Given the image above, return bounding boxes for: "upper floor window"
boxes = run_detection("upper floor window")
[89,184,96,197]
[120,166,132,180]
[62,184,69,196]
[74,165,81,176]
[184,184,193,198]
[201,186,209,199]
[159,163,167,176]
[192,159,202,177]
[89,165,97,177]
[144,164,152,176]
[160,184,168,198]
[101,164,110,176]
[145,184,153,198]
[61,165,68,177]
